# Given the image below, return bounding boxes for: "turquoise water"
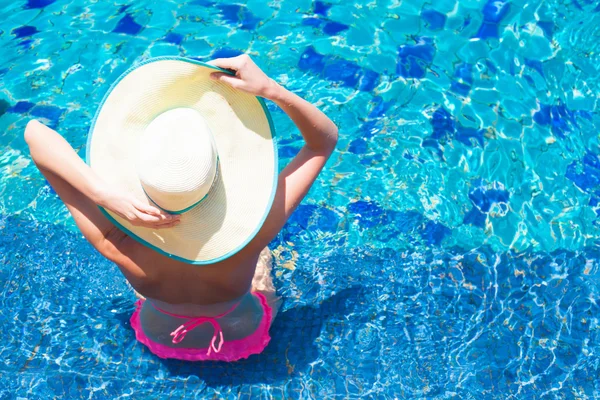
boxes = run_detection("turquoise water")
[1,0,600,398]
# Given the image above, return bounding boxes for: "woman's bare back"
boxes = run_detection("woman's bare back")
[112,225,267,304]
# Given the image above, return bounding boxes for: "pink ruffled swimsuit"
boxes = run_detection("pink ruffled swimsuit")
[130,292,272,362]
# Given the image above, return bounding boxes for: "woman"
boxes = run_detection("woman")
[25,54,338,361]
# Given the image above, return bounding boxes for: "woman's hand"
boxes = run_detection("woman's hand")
[97,188,180,229]
[208,54,280,100]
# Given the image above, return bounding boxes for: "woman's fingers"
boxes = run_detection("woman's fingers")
[112,199,180,228]
[207,56,243,70]
[154,215,181,226]
[210,72,244,89]
[133,199,167,217]
[148,217,181,229]
[133,209,177,223]
[133,210,162,223]
[132,210,181,229]
[133,199,181,225]
[156,219,181,229]
[138,203,161,216]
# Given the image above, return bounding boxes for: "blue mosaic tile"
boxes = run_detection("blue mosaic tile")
[523,74,535,87]
[322,21,348,35]
[347,201,433,242]
[347,200,387,228]
[359,120,380,139]
[402,152,424,163]
[323,59,362,87]
[18,39,34,48]
[450,63,473,96]
[314,1,332,17]
[348,138,368,154]
[450,81,471,96]
[30,105,64,122]
[350,98,390,142]
[464,180,510,227]
[429,107,455,140]
[422,138,443,158]
[211,48,244,59]
[298,46,326,72]
[279,145,301,158]
[302,17,323,27]
[24,0,55,9]
[192,0,215,5]
[420,220,451,246]
[162,32,183,45]
[463,206,487,227]
[23,105,65,128]
[481,0,511,23]
[537,20,554,39]
[396,37,436,79]
[588,189,600,210]
[508,57,517,76]
[468,180,510,213]
[462,15,472,30]
[0,100,9,117]
[357,69,379,91]
[533,102,592,139]
[485,59,498,74]
[313,207,339,232]
[473,0,511,39]
[455,125,484,147]
[424,107,485,156]
[12,25,38,38]
[524,58,544,76]
[112,14,143,35]
[218,5,261,30]
[7,101,35,114]
[566,152,600,192]
[475,23,500,39]
[302,4,347,37]
[323,59,361,87]
[533,105,552,125]
[454,62,473,85]
[421,9,446,30]
[289,204,318,228]
[368,96,393,119]
[299,47,379,91]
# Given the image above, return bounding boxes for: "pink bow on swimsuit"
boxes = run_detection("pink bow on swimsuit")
[153,302,239,356]
[170,317,224,355]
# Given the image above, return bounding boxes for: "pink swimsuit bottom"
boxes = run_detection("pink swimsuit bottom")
[130,292,272,362]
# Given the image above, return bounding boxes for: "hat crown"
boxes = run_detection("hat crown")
[137,108,218,212]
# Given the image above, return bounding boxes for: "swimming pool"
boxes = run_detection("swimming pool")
[1,0,599,397]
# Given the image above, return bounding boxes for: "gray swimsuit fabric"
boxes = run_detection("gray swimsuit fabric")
[139,292,264,348]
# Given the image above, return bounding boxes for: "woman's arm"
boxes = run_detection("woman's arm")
[269,82,338,153]
[25,120,179,228]
[25,120,106,204]
[208,55,338,249]
[209,55,338,153]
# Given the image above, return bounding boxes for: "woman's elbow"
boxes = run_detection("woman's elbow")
[331,125,339,144]
[24,119,42,147]
[326,125,338,153]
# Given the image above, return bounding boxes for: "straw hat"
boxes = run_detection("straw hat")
[86,56,277,264]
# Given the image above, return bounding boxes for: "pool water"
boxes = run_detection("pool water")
[1,0,600,398]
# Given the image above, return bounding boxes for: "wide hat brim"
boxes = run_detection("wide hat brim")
[86,56,277,264]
